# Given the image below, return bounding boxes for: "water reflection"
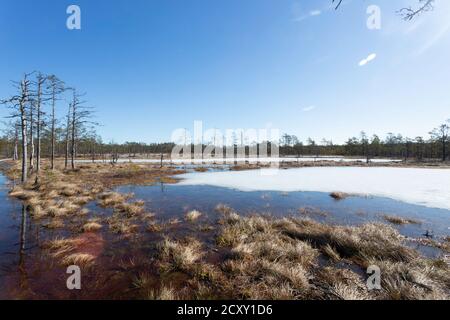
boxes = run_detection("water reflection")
[18,205,29,293]
[116,184,450,239]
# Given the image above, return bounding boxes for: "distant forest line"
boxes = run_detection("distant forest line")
[1,127,449,162]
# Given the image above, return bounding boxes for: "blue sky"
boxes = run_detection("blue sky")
[1,0,449,144]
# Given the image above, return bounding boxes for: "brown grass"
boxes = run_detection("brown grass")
[43,219,65,229]
[185,210,202,222]
[98,192,129,207]
[62,253,95,266]
[383,215,420,225]
[215,203,235,215]
[83,221,103,232]
[132,273,178,300]
[44,234,102,268]
[146,221,163,232]
[107,215,139,235]
[149,209,449,300]
[115,202,144,217]
[158,238,203,272]
[9,187,38,200]
[330,192,350,200]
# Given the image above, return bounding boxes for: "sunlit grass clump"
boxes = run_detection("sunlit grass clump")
[185,210,202,222]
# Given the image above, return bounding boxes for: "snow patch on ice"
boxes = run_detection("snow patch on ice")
[178,167,450,210]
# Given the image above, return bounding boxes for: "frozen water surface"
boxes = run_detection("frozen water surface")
[178,167,450,210]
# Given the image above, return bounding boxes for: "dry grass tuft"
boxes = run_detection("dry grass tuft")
[9,187,37,200]
[71,196,92,206]
[213,215,319,299]
[215,203,235,215]
[83,221,103,232]
[147,286,178,300]
[185,210,202,222]
[62,253,95,266]
[98,192,130,207]
[45,238,79,258]
[146,221,163,232]
[322,244,341,262]
[107,215,139,235]
[43,219,65,229]
[330,192,349,200]
[158,238,203,272]
[142,212,156,221]
[59,184,81,197]
[29,205,47,219]
[115,202,144,217]
[134,200,145,207]
[383,215,420,225]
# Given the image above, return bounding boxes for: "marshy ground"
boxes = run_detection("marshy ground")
[0,160,449,300]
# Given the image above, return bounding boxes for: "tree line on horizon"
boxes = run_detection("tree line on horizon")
[279,125,449,162]
[1,117,448,165]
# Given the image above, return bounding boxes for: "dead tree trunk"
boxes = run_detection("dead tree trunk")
[20,79,29,183]
[48,76,64,170]
[29,101,34,174]
[51,89,56,169]
[71,98,76,170]
[35,74,45,177]
[65,104,71,170]
[13,123,19,161]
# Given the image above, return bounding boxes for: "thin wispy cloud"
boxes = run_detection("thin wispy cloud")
[415,19,450,56]
[292,2,324,22]
[292,0,351,22]
[302,105,316,112]
[359,53,377,66]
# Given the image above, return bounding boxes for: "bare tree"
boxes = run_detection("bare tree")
[1,74,32,182]
[47,75,65,170]
[28,95,35,174]
[33,72,48,179]
[64,102,72,170]
[13,122,19,161]
[398,0,435,21]
[68,89,96,170]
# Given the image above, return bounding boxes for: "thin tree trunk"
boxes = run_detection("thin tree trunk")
[29,102,34,173]
[20,85,28,183]
[13,123,19,161]
[36,79,42,176]
[20,115,28,183]
[51,90,56,170]
[443,138,447,162]
[71,100,76,170]
[65,105,71,169]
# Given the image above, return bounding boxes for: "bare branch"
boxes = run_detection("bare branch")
[398,0,434,21]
